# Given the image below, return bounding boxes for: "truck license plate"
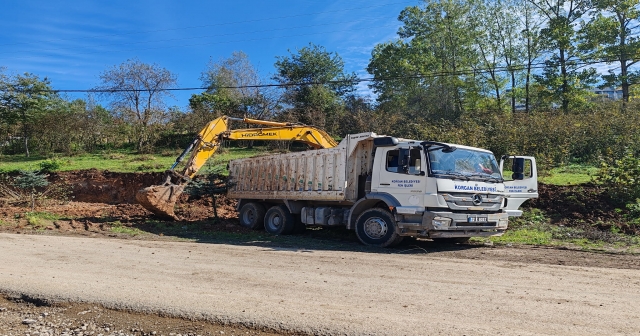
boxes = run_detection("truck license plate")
[468,216,488,223]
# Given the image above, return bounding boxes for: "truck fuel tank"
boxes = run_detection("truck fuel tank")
[301,207,347,226]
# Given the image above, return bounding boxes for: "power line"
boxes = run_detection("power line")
[0,1,415,48]
[40,58,619,94]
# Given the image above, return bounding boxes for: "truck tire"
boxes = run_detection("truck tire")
[355,208,403,247]
[238,202,266,230]
[264,205,295,235]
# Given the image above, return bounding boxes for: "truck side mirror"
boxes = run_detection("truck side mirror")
[512,157,525,180]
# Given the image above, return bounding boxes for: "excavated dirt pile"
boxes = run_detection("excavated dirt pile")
[50,169,166,204]
[0,169,242,238]
[525,182,638,235]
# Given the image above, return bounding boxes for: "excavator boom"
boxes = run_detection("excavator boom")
[136,116,337,219]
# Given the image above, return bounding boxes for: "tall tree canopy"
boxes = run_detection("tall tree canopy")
[97,59,177,152]
[581,0,640,103]
[528,0,597,113]
[273,43,357,133]
[190,51,280,123]
[0,72,56,156]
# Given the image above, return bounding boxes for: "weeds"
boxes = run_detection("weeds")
[24,212,62,227]
[109,221,145,236]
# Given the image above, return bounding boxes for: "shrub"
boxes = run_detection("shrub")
[39,159,63,172]
[595,150,640,205]
[12,170,50,210]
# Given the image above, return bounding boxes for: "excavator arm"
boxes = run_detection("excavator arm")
[135,116,337,218]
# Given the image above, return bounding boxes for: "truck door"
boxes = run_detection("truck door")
[500,156,538,216]
[372,146,426,208]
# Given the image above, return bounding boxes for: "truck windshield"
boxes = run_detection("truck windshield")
[427,148,503,182]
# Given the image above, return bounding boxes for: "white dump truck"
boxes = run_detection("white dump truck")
[137,117,537,247]
[229,132,538,247]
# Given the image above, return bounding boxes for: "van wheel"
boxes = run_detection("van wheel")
[264,205,295,235]
[238,202,265,230]
[355,208,402,247]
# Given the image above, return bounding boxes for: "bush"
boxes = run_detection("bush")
[595,150,640,205]
[38,159,63,172]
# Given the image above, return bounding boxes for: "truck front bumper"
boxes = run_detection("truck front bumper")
[396,211,509,238]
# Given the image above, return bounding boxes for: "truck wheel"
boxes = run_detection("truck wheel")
[355,208,402,247]
[238,202,265,230]
[264,205,295,235]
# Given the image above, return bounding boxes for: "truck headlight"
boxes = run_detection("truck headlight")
[432,217,452,229]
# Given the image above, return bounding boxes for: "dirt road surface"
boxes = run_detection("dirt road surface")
[1,233,639,335]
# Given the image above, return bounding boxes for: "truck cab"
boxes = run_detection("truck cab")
[360,137,537,243]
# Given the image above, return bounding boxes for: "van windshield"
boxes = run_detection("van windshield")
[427,148,503,182]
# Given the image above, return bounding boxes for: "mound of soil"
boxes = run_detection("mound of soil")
[50,169,166,204]
[527,183,636,234]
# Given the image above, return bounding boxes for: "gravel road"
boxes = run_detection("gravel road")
[1,233,639,335]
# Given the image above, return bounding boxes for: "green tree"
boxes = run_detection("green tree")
[580,0,640,103]
[472,0,509,112]
[368,0,481,121]
[520,0,545,113]
[190,51,280,122]
[273,43,356,133]
[13,170,49,211]
[97,59,177,152]
[528,0,597,113]
[0,73,56,156]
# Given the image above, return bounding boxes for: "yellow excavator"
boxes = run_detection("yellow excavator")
[136,115,338,219]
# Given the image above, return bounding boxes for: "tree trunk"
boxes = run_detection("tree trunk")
[621,61,629,105]
[559,48,569,114]
[22,111,30,157]
[511,71,517,114]
[24,136,29,158]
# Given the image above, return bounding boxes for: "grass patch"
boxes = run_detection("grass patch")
[482,208,640,253]
[540,164,598,185]
[25,212,62,227]
[492,228,553,245]
[109,221,145,236]
[0,148,262,174]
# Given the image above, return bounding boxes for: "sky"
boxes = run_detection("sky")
[0,0,415,108]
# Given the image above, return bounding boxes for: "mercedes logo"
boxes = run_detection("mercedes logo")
[472,194,483,206]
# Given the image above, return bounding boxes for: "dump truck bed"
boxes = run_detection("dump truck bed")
[227,132,376,203]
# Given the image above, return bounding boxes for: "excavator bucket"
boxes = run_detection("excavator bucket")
[135,183,185,219]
